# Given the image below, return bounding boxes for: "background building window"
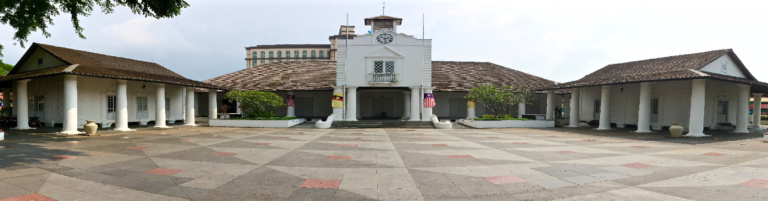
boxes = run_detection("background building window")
[36,96,44,111]
[251,52,257,58]
[269,51,274,58]
[286,51,290,58]
[311,50,316,58]
[260,51,265,58]
[302,50,307,58]
[319,50,324,58]
[294,50,299,58]
[277,51,282,58]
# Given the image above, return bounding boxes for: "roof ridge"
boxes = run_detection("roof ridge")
[604,49,731,67]
[35,43,161,66]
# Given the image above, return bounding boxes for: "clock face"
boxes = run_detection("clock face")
[376,33,393,44]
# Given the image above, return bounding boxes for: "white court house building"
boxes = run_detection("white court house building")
[204,15,564,121]
[0,43,222,134]
[539,49,768,136]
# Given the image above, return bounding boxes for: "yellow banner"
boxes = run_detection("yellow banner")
[332,92,344,108]
[467,100,475,109]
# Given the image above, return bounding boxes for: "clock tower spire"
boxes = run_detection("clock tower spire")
[365,15,402,33]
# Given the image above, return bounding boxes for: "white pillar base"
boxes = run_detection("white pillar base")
[595,128,612,131]
[57,130,82,135]
[12,127,35,130]
[684,133,710,137]
[113,128,136,132]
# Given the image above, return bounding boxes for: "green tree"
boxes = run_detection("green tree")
[0,59,13,75]
[464,85,533,116]
[224,90,285,118]
[0,0,190,56]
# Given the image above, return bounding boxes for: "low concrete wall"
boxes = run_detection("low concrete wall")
[458,119,554,128]
[209,119,305,128]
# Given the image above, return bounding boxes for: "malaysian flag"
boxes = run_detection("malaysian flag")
[423,93,435,108]
[286,95,295,107]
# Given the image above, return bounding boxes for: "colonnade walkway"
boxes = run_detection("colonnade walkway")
[2,127,768,200]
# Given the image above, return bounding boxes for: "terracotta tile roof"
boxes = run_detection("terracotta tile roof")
[539,49,768,92]
[2,43,221,89]
[205,61,558,92]
[204,61,337,91]
[245,44,331,50]
[431,61,558,92]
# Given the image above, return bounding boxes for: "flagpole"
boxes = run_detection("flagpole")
[343,13,349,120]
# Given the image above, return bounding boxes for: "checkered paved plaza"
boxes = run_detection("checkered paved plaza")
[2,127,768,200]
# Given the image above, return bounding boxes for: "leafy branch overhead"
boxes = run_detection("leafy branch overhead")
[0,0,190,56]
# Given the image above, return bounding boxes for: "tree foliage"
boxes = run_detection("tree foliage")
[0,0,190,56]
[0,59,13,75]
[224,90,285,118]
[464,85,533,116]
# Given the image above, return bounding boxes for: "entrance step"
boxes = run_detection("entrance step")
[331,120,434,128]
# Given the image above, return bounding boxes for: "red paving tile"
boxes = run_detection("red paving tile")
[253,142,271,145]
[0,193,57,201]
[338,144,358,147]
[215,152,238,156]
[702,152,725,156]
[621,163,653,169]
[431,144,448,146]
[327,156,352,160]
[448,155,474,159]
[484,175,526,185]
[740,179,768,188]
[553,151,576,154]
[145,168,182,175]
[127,146,148,150]
[630,146,649,148]
[51,155,77,160]
[300,179,342,189]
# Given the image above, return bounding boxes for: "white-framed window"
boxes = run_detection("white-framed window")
[593,100,600,113]
[374,61,395,73]
[717,100,729,122]
[651,98,659,115]
[107,96,116,113]
[136,96,148,119]
[36,96,44,111]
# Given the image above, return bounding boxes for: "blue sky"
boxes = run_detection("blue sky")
[1,0,768,83]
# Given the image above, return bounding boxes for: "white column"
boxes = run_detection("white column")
[60,76,78,134]
[734,84,750,133]
[518,102,526,118]
[1,88,10,117]
[597,85,611,130]
[636,82,652,133]
[409,87,420,121]
[154,83,169,128]
[421,87,434,121]
[686,79,708,137]
[753,93,763,131]
[170,86,184,124]
[13,80,31,130]
[114,80,132,131]
[286,90,295,117]
[332,86,344,119]
[185,87,196,126]
[402,91,410,119]
[208,89,217,120]
[467,100,476,119]
[568,89,580,127]
[546,90,555,120]
[345,87,358,121]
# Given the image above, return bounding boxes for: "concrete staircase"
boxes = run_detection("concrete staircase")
[330,120,434,128]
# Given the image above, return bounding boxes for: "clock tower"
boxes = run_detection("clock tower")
[365,15,402,32]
